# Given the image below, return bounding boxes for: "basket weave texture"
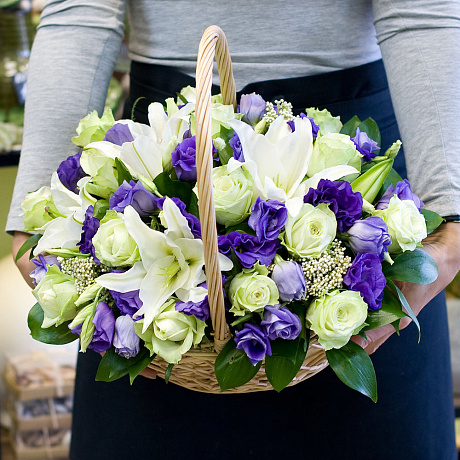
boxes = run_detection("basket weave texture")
[147,25,328,393]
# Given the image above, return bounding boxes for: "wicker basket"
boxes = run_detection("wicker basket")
[147,25,329,393]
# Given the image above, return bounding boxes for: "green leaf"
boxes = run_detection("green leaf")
[128,349,154,385]
[92,199,109,220]
[15,233,42,262]
[382,248,438,285]
[165,363,174,383]
[96,347,154,383]
[28,303,78,345]
[215,339,262,391]
[363,287,407,331]
[340,115,361,137]
[188,192,199,218]
[326,341,378,402]
[217,125,235,166]
[153,171,193,207]
[421,208,444,235]
[265,336,308,392]
[387,279,421,340]
[357,117,381,147]
[115,158,133,186]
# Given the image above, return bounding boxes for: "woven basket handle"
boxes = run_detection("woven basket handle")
[195,26,236,349]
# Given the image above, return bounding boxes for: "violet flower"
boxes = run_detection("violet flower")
[30,255,61,285]
[113,315,140,358]
[88,302,115,353]
[109,180,158,217]
[304,179,363,232]
[238,93,266,126]
[77,205,101,264]
[347,216,391,261]
[103,123,134,146]
[271,260,306,302]
[110,289,143,317]
[229,131,244,162]
[261,305,302,341]
[218,231,281,268]
[351,127,380,162]
[171,136,197,182]
[343,253,386,310]
[57,151,86,194]
[300,113,319,137]
[234,323,272,365]
[248,197,287,241]
[376,179,424,211]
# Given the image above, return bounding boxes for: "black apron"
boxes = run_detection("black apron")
[70,60,456,460]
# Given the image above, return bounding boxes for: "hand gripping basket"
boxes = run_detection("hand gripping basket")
[146,25,329,393]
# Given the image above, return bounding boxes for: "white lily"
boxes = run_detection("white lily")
[228,117,359,216]
[96,199,232,332]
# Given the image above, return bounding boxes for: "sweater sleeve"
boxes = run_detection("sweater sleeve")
[6,0,127,233]
[373,0,460,217]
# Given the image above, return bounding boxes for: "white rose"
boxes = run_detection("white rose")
[282,203,337,258]
[212,165,254,227]
[374,196,427,253]
[306,289,368,350]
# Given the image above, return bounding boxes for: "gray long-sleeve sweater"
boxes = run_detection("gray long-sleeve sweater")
[7,0,460,232]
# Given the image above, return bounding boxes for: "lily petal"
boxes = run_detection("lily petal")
[96,261,147,293]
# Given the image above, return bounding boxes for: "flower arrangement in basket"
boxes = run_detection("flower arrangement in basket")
[18,26,443,400]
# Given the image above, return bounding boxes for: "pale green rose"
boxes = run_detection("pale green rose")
[306,289,368,351]
[80,148,119,199]
[92,211,140,267]
[282,203,336,258]
[307,133,362,178]
[305,107,342,135]
[229,264,279,316]
[134,299,206,364]
[190,103,241,139]
[212,165,254,227]
[177,86,223,105]
[72,109,115,148]
[21,186,62,231]
[32,265,79,328]
[374,196,427,253]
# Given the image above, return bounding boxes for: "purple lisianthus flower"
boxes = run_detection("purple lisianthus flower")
[113,315,140,358]
[248,197,287,241]
[229,131,244,162]
[57,152,86,194]
[156,196,201,238]
[300,113,319,137]
[171,136,197,182]
[30,254,61,286]
[109,289,142,317]
[304,179,363,232]
[287,120,296,132]
[109,180,158,217]
[376,179,424,211]
[234,323,272,365]
[351,128,380,162]
[343,253,386,310]
[88,302,115,353]
[218,231,281,268]
[78,206,100,264]
[261,305,302,341]
[271,260,306,302]
[347,216,391,261]
[238,93,266,126]
[103,123,134,146]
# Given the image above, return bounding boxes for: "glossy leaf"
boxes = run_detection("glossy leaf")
[93,199,109,220]
[15,233,42,262]
[382,248,438,285]
[115,157,134,186]
[164,363,174,384]
[326,341,378,402]
[154,171,193,207]
[421,209,444,235]
[215,339,262,391]
[363,287,407,331]
[340,115,361,137]
[28,303,78,345]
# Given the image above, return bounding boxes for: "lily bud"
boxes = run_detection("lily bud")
[351,158,393,203]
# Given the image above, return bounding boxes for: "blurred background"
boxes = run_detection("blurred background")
[1,0,459,458]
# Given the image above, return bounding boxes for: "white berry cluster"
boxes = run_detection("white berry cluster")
[58,256,110,294]
[263,99,295,125]
[298,240,352,298]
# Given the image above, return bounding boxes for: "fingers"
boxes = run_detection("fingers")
[140,367,157,379]
[12,231,36,289]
